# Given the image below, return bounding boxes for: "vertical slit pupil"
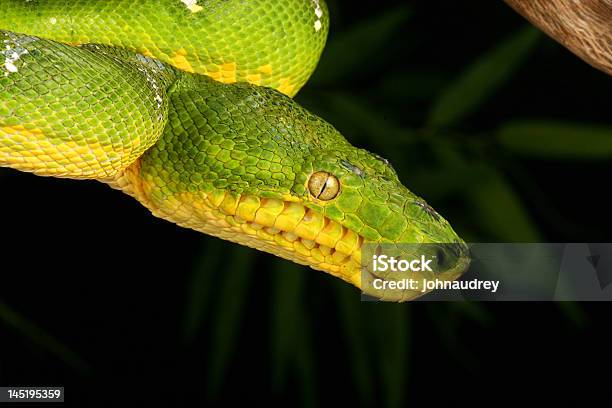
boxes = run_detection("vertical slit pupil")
[316,176,330,199]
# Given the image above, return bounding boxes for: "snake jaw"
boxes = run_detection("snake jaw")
[114,162,367,285]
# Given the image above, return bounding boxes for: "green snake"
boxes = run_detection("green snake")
[0,0,469,301]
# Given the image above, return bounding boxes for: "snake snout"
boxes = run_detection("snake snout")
[356,191,471,301]
[431,242,470,275]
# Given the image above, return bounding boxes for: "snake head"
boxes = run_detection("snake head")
[129,76,470,301]
[294,134,471,301]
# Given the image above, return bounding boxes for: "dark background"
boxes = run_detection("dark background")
[1,0,611,405]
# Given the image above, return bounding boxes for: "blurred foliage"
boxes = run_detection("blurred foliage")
[426,26,540,130]
[1,0,610,406]
[0,301,91,373]
[498,121,612,159]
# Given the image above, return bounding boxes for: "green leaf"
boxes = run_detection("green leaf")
[428,141,540,241]
[557,302,587,327]
[498,120,612,159]
[206,244,254,396]
[407,160,483,200]
[426,304,476,368]
[334,282,374,405]
[377,71,448,103]
[465,163,541,241]
[269,260,317,407]
[310,5,411,85]
[292,315,317,408]
[370,304,409,408]
[0,300,91,373]
[427,26,540,129]
[451,302,492,326]
[407,138,483,199]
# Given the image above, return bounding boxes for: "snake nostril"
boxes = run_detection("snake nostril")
[431,242,470,273]
[432,244,463,272]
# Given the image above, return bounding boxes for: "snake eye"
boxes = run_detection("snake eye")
[308,171,340,200]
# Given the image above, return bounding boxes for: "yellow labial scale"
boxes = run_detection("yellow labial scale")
[316,220,344,249]
[301,239,316,249]
[336,229,360,255]
[254,198,285,227]
[282,231,298,242]
[240,221,257,236]
[311,248,325,263]
[233,215,247,224]
[273,201,306,231]
[320,246,332,256]
[332,250,349,265]
[225,215,242,228]
[293,209,325,241]
[256,228,275,242]
[236,195,261,221]
[274,233,294,249]
[293,240,311,257]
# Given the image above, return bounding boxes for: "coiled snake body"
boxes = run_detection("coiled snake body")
[0,0,469,301]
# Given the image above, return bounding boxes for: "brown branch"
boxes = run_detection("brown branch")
[504,0,612,76]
